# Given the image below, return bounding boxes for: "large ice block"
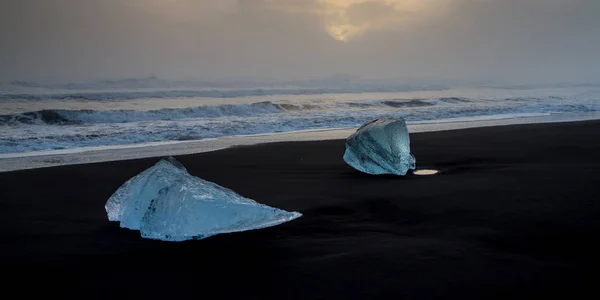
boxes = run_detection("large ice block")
[343,117,416,175]
[105,157,301,241]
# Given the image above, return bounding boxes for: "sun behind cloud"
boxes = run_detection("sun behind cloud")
[128,0,452,42]
[312,0,451,42]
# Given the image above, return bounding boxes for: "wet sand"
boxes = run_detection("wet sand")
[1,120,599,299]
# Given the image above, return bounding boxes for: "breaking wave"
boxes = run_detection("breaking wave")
[0,86,448,102]
[0,101,299,125]
[0,110,74,125]
[1,84,598,154]
[0,98,471,125]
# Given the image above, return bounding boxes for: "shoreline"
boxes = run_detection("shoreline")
[2,119,599,298]
[1,111,598,173]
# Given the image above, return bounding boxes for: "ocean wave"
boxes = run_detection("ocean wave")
[1,100,597,154]
[0,85,448,101]
[2,102,596,155]
[0,98,465,125]
[0,110,76,125]
[2,93,596,127]
[2,84,599,155]
[0,101,302,125]
[3,76,450,91]
[381,99,435,108]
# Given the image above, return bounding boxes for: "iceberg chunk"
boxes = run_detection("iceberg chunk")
[343,117,416,176]
[105,157,301,241]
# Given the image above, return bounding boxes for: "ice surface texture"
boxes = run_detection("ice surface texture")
[105,157,301,241]
[343,117,416,176]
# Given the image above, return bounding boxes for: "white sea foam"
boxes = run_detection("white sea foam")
[1,111,598,173]
[0,84,598,155]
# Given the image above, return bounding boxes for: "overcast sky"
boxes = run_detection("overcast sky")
[1,0,599,84]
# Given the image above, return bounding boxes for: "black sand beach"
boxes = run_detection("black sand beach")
[1,120,599,299]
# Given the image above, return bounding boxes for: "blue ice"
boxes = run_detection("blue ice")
[343,117,416,176]
[105,157,301,241]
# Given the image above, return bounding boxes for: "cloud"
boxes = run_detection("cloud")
[1,0,599,84]
[260,0,453,41]
[124,0,240,24]
[325,1,398,41]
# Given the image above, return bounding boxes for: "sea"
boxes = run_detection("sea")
[1,78,599,167]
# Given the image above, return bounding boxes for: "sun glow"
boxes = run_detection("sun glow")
[126,0,451,43]
[326,24,359,42]
[319,0,449,42]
